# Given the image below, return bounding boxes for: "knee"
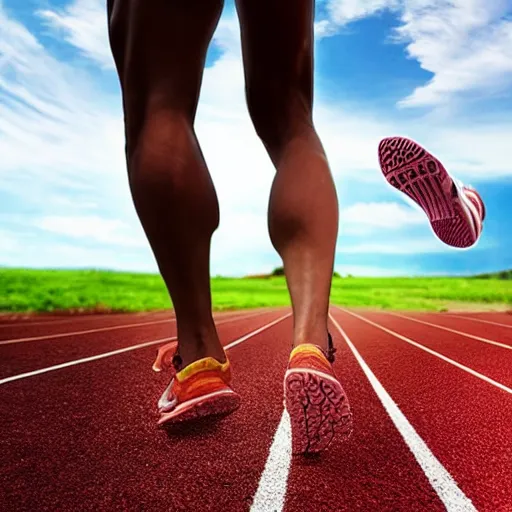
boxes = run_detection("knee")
[125,109,201,208]
[127,108,191,164]
[245,80,312,152]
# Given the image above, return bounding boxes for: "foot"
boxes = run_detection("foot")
[284,337,352,455]
[152,340,226,373]
[378,136,485,248]
[157,350,240,426]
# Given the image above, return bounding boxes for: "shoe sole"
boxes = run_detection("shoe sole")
[158,388,240,426]
[284,368,352,455]
[378,136,483,248]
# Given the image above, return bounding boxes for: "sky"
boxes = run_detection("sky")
[1,0,511,277]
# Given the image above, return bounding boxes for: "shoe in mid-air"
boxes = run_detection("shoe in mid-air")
[378,136,485,248]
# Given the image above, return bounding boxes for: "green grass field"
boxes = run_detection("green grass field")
[1,268,511,314]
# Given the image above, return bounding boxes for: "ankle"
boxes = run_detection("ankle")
[293,326,330,352]
[176,337,226,369]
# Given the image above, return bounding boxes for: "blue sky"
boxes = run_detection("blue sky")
[1,0,511,277]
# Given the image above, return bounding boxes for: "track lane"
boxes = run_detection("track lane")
[283,317,446,512]
[0,310,281,382]
[0,317,175,345]
[450,312,512,326]
[1,314,292,512]
[0,309,165,327]
[409,312,512,339]
[331,308,512,511]
[355,310,512,390]
[0,310,175,339]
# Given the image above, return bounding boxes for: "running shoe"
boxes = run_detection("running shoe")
[157,350,240,426]
[284,335,352,454]
[378,137,485,248]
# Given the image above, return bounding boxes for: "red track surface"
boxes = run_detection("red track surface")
[1,308,511,511]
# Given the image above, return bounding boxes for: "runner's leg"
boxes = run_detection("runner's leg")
[107,0,226,368]
[236,0,338,349]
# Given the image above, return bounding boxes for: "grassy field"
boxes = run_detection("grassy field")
[1,268,511,314]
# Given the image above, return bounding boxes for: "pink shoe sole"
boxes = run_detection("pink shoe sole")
[158,389,240,426]
[284,369,352,455]
[378,137,484,248]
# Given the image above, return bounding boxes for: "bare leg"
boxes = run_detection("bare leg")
[236,0,338,350]
[107,0,226,368]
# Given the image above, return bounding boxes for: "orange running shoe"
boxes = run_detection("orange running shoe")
[157,350,240,426]
[284,334,352,454]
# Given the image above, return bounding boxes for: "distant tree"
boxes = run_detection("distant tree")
[474,269,511,280]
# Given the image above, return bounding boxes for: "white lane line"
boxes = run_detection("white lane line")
[444,314,512,330]
[0,312,291,385]
[250,410,292,512]
[0,336,177,385]
[0,319,174,345]
[382,311,512,351]
[0,311,162,330]
[0,309,266,345]
[339,308,512,395]
[329,313,477,512]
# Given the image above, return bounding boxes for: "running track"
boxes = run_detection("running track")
[1,308,511,512]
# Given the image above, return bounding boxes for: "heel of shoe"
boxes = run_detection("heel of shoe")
[284,369,352,454]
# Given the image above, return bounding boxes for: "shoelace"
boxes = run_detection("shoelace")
[326,332,337,363]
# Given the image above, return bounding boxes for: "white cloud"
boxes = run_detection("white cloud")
[314,19,340,38]
[326,0,398,25]
[340,201,424,233]
[0,1,125,190]
[0,230,20,253]
[34,215,147,248]
[0,241,156,271]
[322,0,512,108]
[338,239,449,254]
[396,0,512,108]
[334,264,405,276]
[212,16,242,56]
[38,0,114,69]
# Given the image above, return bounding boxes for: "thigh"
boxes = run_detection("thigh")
[235,0,315,109]
[107,0,224,144]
